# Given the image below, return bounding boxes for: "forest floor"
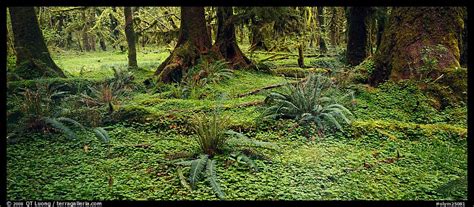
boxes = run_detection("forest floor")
[6,47,467,200]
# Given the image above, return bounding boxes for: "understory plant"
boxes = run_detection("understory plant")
[9,82,111,146]
[173,111,277,199]
[263,74,353,139]
[80,67,134,109]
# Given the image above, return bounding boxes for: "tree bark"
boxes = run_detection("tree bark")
[9,7,66,79]
[81,9,92,51]
[297,44,305,68]
[329,7,338,48]
[369,7,464,86]
[155,7,220,83]
[124,7,138,68]
[317,7,328,53]
[249,21,268,51]
[375,7,388,52]
[459,8,467,67]
[110,7,120,50]
[212,7,253,69]
[346,7,371,66]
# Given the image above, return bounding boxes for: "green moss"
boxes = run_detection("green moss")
[7,77,104,95]
[272,67,328,78]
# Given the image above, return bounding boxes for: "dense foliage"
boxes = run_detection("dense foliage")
[6,6,467,201]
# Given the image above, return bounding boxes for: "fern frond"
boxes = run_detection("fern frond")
[177,167,192,192]
[206,159,225,199]
[237,153,258,171]
[174,160,193,166]
[56,117,86,131]
[189,154,208,188]
[226,130,278,150]
[42,117,77,140]
[93,127,110,143]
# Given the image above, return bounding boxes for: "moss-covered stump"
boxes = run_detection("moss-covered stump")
[369,7,465,86]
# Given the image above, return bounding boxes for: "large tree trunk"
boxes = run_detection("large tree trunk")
[346,7,372,66]
[328,7,339,48]
[110,7,120,50]
[81,10,92,51]
[368,7,466,107]
[374,7,388,52]
[369,7,464,85]
[317,7,328,53]
[249,21,268,51]
[212,7,253,69]
[459,8,467,67]
[155,7,220,83]
[124,7,138,68]
[9,7,66,79]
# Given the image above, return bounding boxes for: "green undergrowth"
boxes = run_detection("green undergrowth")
[7,122,466,200]
[351,81,467,127]
[6,49,467,200]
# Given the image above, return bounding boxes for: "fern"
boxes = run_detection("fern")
[226,130,278,150]
[93,127,110,143]
[191,112,230,156]
[42,117,78,140]
[177,167,192,192]
[56,117,86,131]
[206,159,225,199]
[264,74,353,137]
[189,154,209,188]
[237,153,258,171]
[174,160,193,166]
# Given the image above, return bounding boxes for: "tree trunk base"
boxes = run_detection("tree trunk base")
[15,59,66,79]
[155,42,222,83]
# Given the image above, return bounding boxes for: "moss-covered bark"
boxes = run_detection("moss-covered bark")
[9,7,66,79]
[317,7,328,53]
[249,22,269,51]
[124,7,138,68]
[346,7,372,66]
[155,7,222,83]
[459,8,467,67]
[369,7,464,86]
[213,7,253,69]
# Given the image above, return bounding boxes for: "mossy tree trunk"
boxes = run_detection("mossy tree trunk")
[81,9,92,52]
[374,7,388,52]
[346,7,372,66]
[124,7,138,68]
[155,7,220,83]
[459,8,467,67]
[110,7,120,50]
[317,7,328,53]
[213,7,253,69]
[328,7,340,48]
[369,7,464,86]
[249,21,268,51]
[9,7,66,79]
